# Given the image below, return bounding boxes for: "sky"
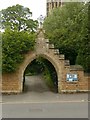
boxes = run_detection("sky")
[0,0,46,20]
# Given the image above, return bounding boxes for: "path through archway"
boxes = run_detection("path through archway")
[23,57,58,93]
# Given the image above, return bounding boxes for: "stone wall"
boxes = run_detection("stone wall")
[2,72,21,93]
[60,69,89,93]
[1,66,89,94]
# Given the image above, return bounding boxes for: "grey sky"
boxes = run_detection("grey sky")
[0,0,88,20]
[0,0,46,20]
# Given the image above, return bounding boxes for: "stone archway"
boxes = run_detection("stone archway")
[2,29,88,93]
[22,55,59,93]
[17,29,64,93]
[18,51,62,93]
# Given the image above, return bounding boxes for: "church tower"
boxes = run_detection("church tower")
[47,0,62,16]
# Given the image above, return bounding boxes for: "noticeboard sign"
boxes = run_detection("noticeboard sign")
[66,74,78,82]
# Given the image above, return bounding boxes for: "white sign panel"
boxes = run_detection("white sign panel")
[66,74,78,82]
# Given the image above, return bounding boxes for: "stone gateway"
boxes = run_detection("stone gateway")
[1,29,89,93]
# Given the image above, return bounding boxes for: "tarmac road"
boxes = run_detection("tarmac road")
[2,101,88,118]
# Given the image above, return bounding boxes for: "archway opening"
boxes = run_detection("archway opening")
[23,57,58,93]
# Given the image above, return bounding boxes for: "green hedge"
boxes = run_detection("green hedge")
[2,29,36,73]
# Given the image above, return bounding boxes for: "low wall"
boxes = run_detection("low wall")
[1,72,21,93]
[1,71,90,94]
[58,66,89,93]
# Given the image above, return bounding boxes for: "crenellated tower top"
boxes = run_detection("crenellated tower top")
[47,0,63,16]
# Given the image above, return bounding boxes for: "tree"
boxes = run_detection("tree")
[76,38,90,72]
[76,2,90,72]
[43,2,89,71]
[1,4,38,32]
[2,28,36,73]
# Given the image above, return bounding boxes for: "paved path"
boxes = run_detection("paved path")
[24,75,49,92]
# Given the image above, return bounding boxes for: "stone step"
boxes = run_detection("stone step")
[45,39,49,43]
[54,49,59,55]
[59,54,65,60]
[65,60,70,66]
[49,44,55,49]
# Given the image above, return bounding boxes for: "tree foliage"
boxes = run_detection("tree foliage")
[43,2,89,72]
[1,4,38,32]
[2,29,36,73]
[76,3,90,72]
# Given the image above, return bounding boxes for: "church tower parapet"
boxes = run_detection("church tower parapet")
[47,0,62,16]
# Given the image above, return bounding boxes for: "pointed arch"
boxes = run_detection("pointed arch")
[18,51,62,92]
